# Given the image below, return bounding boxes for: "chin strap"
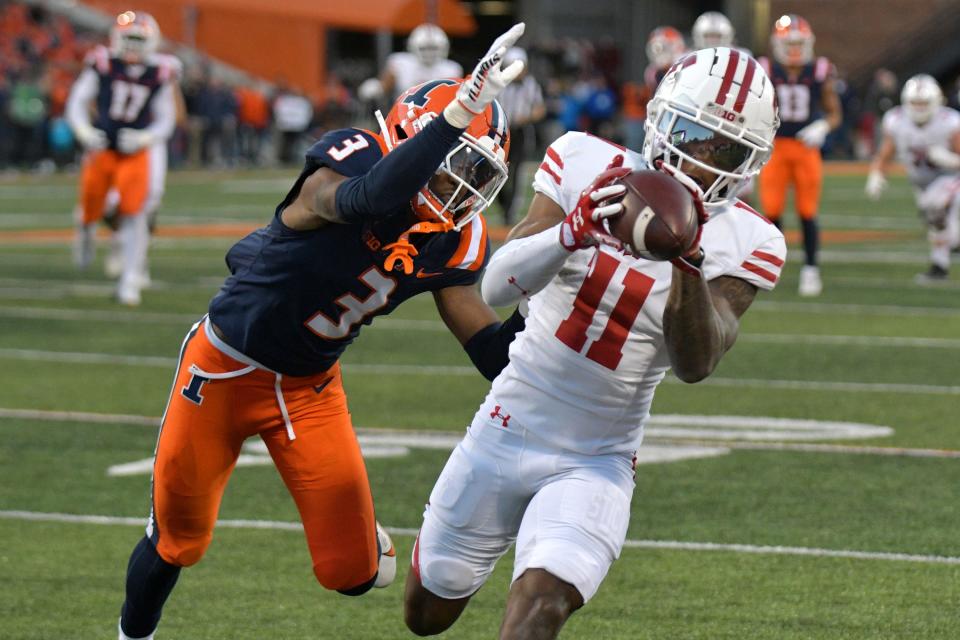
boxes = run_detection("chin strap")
[383,219,454,274]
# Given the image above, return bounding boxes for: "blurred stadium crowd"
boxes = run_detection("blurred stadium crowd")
[4,1,960,175]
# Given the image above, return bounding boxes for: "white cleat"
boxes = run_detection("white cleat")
[798,265,822,297]
[117,279,142,307]
[104,244,123,278]
[73,225,95,270]
[373,521,397,588]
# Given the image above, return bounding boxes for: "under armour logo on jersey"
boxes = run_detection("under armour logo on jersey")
[490,405,511,428]
[181,372,211,405]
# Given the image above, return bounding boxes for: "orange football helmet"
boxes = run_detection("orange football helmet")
[771,14,815,66]
[646,26,686,70]
[380,78,510,231]
[110,10,160,62]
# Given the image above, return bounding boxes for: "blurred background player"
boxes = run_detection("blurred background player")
[644,26,686,91]
[357,23,463,106]
[620,26,686,151]
[66,10,180,306]
[758,14,841,297]
[691,11,739,51]
[102,81,187,287]
[865,74,960,282]
[495,46,546,226]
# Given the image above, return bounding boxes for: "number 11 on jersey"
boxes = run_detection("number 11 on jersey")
[555,251,655,370]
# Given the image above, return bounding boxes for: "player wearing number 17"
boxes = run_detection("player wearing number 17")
[115,25,527,640]
[404,47,785,639]
[757,14,842,297]
[65,11,180,306]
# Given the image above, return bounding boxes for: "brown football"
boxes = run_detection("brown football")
[607,170,698,261]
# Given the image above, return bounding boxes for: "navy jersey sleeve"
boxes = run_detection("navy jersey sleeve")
[305,128,384,177]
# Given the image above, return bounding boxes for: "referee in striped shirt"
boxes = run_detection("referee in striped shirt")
[496,47,546,225]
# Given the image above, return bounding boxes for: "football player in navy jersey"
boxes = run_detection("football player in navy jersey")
[116,24,527,640]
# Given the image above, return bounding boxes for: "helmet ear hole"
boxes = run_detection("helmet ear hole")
[393,125,409,141]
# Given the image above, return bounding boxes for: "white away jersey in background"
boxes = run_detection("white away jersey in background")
[385,53,463,99]
[488,132,786,455]
[882,106,960,189]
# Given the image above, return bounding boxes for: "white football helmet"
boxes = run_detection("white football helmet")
[407,23,449,66]
[771,14,815,66]
[109,11,160,62]
[901,74,943,125]
[646,26,686,69]
[692,12,735,49]
[642,48,780,206]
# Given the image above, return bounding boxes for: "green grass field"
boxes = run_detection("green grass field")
[1,167,959,639]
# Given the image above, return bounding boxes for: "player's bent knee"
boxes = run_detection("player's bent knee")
[336,573,377,597]
[421,556,476,596]
[157,538,209,568]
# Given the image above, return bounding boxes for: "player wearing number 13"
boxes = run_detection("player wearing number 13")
[757,14,841,297]
[115,25,527,640]
[65,10,180,306]
[404,47,785,640]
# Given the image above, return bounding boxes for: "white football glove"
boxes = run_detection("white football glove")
[796,119,830,148]
[864,169,887,200]
[117,128,155,154]
[443,22,526,128]
[74,123,107,151]
[357,78,384,102]
[926,145,960,170]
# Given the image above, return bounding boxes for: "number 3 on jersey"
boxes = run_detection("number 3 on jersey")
[555,251,655,370]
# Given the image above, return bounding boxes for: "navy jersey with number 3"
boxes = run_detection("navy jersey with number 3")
[209,128,490,376]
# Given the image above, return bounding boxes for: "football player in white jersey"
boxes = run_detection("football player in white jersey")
[866,73,960,281]
[404,48,784,639]
[358,23,464,104]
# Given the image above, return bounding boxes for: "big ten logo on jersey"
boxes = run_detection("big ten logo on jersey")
[304,267,397,340]
[555,250,656,370]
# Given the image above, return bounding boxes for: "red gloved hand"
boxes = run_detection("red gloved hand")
[558,155,631,251]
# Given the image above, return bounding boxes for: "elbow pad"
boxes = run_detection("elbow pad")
[463,307,526,381]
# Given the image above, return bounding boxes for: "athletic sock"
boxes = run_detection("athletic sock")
[120,536,181,639]
[801,218,819,266]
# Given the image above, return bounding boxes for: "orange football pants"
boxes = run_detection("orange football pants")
[758,136,822,221]
[150,319,378,591]
[79,148,149,224]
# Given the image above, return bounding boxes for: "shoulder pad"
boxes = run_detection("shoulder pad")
[84,45,111,74]
[305,128,386,177]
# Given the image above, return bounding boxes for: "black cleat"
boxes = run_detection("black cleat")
[915,264,949,283]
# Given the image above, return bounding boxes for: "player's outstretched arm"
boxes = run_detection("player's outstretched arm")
[433,285,525,381]
[663,272,757,383]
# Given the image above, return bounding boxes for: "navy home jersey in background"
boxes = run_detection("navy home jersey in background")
[208,127,491,376]
[85,45,179,150]
[759,56,831,139]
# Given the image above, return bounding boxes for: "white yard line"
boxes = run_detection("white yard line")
[5,305,960,342]
[5,409,959,461]
[752,300,960,317]
[0,348,958,395]
[1,509,956,566]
